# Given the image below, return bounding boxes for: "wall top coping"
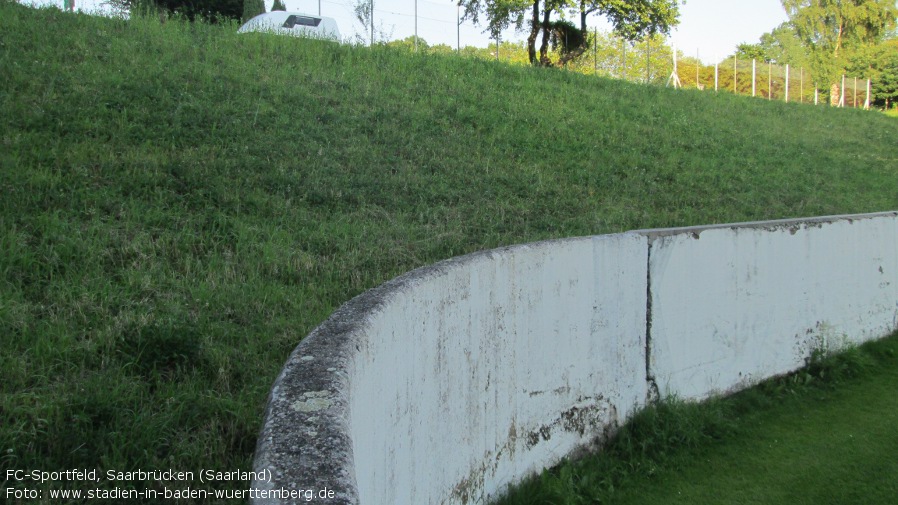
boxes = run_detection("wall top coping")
[637,211,898,239]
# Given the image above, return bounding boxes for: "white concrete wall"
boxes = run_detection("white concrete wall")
[349,233,648,504]
[251,211,898,505]
[647,215,898,400]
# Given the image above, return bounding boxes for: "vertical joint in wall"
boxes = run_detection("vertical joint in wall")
[645,239,660,403]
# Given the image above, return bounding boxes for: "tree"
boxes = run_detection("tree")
[155,0,244,20]
[350,0,394,44]
[566,30,630,76]
[243,0,265,21]
[387,35,430,52]
[459,0,680,67]
[429,44,457,55]
[758,24,809,67]
[848,38,898,108]
[781,0,898,90]
[739,24,810,67]
[103,0,155,16]
[271,0,286,11]
[873,52,898,109]
[105,0,244,21]
[736,42,769,62]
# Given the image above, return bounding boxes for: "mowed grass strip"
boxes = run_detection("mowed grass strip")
[498,334,898,505]
[1,2,897,502]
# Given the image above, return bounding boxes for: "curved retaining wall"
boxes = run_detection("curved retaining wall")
[251,211,898,505]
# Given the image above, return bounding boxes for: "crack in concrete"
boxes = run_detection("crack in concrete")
[645,239,660,403]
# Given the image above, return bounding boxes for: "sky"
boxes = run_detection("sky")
[27,0,789,63]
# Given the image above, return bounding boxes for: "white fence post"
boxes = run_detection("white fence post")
[839,75,846,107]
[865,79,871,110]
[785,64,789,103]
[751,58,757,96]
[715,61,718,92]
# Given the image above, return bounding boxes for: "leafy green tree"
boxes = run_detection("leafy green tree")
[242,0,265,21]
[716,56,767,96]
[848,38,898,108]
[350,0,393,44]
[495,40,532,65]
[452,40,531,64]
[154,0,243,21]
[386,35,429,52]
[567,33,671,83]
[102,0,160,16]
[271,0,287,11]
[873,55,898,109]
[781,0,898,91]
[459,0,680,67]
[737,25,808,67]
[612,33,673,83]
[566,30,628,76]
[429,44,457,55]
[758,24,809,67]
[783,0,897,58]
[736,43,769,62]
[105,0,244,21]
[674,54,717,89]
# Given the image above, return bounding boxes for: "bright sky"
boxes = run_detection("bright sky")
[27,0,789,62]
[669,0,789,63]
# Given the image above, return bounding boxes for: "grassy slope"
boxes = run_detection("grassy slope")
[1,2,896,501]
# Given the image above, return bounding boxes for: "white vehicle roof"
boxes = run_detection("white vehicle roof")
[237,12,340,41]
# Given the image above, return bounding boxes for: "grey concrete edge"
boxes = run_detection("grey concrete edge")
[636,211,898,241]
[250,211,897,505]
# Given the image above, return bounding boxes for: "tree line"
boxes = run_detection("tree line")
[104,0,285,22]
[450,0,896,108]
[736,0,897,109]
[105,0,897,109]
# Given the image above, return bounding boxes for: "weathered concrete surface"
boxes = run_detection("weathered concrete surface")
[646,212,898,400]
[251,211,897,505]
[252,233,648,504]
[349,234,648,505]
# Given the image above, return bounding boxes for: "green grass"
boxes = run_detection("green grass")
[1,2,897,502]
[496,333,898,505]
[884,108,898,118]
